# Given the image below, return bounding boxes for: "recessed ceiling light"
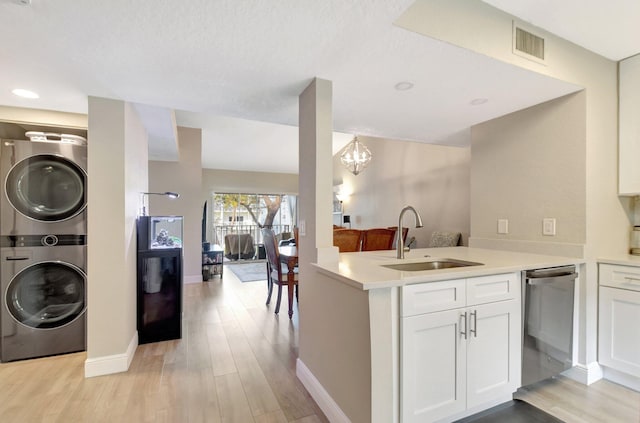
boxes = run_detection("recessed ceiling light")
[12,88,39,99]
[470,98,488,106]
[394,81,414,91]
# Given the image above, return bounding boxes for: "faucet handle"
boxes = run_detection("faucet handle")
[403,246,411,253]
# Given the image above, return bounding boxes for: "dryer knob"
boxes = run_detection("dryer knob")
[42,235,59,246]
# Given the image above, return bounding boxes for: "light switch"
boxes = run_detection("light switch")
[543,218,556,236]
[299,220,306,236]
[497,219,509,234]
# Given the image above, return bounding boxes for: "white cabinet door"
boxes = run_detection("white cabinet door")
[599,287,640,377]
[401,273,521,422]
[466,300,521,409]
[401,309,466,423]
[619,54,640,195]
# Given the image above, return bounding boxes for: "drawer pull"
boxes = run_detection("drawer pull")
[624,276,640,283]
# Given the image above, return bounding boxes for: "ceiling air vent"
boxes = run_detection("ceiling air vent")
[514,26,545,61]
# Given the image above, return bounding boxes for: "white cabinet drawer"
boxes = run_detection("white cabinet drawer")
[402,279,466,317]
[467,273,519,306]
[599,264,640,292]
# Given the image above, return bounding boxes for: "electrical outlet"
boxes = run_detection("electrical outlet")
[497,219,509,234]
[543,218,556,236]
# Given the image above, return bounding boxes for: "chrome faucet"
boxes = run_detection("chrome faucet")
[397,205,424,259]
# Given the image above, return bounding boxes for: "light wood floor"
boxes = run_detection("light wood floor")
[515,375,640,423]
[1,265,639,423]
[0,265,326,423]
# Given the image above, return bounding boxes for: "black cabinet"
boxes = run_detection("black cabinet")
[136,216,183,344]
[137,249,182,344]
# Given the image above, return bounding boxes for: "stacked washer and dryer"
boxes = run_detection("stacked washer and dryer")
[0,133,87,362]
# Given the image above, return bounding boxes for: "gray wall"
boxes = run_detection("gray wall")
[87,97,147,363]
[148,127,203,283]
[298,79,374,423]
[333,135,470,248]
[471,92,586,247]
[202,168,298,195]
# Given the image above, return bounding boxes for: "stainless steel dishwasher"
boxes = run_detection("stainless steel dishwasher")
[521,265,577,386]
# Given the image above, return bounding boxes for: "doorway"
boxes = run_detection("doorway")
[209,193,297,262]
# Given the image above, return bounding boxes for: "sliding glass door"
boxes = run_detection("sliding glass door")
[210,193,297,261]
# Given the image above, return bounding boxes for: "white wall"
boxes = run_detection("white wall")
[86,97,147,374]
[148,127,203,283]
[333,135,470,247]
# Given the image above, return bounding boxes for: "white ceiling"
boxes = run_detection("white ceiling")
[482,0,640,61]
[0,0,638,174]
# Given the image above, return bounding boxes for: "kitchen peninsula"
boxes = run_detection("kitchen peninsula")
[302,247,582,423]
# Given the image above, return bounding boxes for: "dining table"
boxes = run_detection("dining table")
[278,245,298,318]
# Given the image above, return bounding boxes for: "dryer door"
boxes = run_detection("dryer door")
[5,154,86,222]
[5,261,86,329]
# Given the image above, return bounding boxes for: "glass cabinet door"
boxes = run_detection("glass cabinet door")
[6,262,86,329]
[5,154,86,222]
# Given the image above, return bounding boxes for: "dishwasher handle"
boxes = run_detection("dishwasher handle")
[526,272,578,286]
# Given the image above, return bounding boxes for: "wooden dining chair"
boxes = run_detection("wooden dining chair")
[261,228,298,318]
[361,228,397,251]
[333,229,363,252]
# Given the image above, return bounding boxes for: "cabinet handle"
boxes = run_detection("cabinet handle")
[470,310,477,338]
[460,312,467,340]
[624,276,640,283]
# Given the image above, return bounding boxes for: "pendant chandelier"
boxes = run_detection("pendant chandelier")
[340,136,372,175]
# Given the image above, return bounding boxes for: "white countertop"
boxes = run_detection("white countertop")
[312,246,583,290]
[598,255,640,267]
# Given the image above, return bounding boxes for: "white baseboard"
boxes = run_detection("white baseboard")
[603,367,640,392]
[184,274,203,284]
[296,358,350,423]
[563,362,603,385]
[84,332,138,378]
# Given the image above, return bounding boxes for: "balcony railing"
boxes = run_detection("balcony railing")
[212,224,292,260]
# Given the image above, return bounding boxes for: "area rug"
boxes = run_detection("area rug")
[228,261,268,282]
[454,400,563,423]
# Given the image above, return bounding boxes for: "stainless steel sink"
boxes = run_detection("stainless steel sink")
[381,258,483,271]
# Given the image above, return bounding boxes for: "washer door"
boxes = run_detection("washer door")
[5,154,86,222]
[6,261,86,329]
